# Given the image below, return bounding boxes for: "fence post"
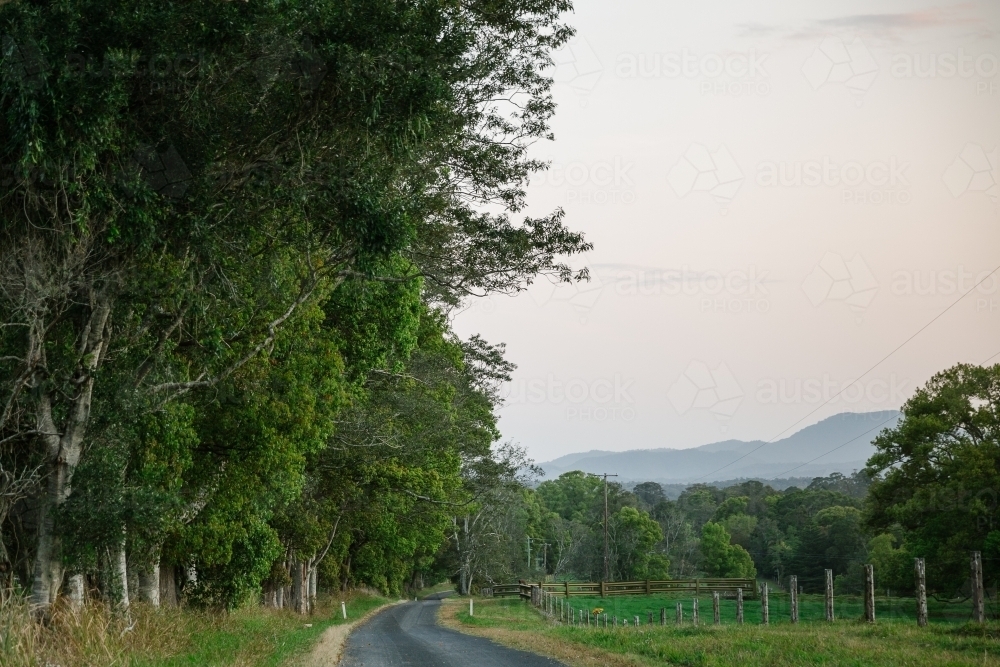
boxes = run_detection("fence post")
[676,601,682,625]
[761,582,769,625]
[661,606,666,626]
[972,551,985,624]
[864,564,875,623]
[915,557,928,627]
[790,576,798,623]
[634,615,639,627]
[600,580,606,598]
[713,592,720,625]
[613,615,617,627]
[736,587,744,624]
[825,569,834,622]
[648,611,653,625]
[565,580,570,599]
[646,579,651,595]
[692,597,699,626]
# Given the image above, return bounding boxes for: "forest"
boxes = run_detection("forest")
[0,0,588,614]
[463,364,1000,601]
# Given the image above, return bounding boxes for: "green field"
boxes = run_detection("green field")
[451,597,1000,667]
[549,591,986,626]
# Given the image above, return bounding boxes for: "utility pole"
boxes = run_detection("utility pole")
[602,473,618,582]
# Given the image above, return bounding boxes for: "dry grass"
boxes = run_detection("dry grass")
[0,590,388,667]
[0,594,191,667]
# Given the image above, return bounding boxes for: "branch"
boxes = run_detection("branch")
[149,270,326,396]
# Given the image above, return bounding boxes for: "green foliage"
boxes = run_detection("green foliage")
[700,521,756,579]
[866,363,1000,595]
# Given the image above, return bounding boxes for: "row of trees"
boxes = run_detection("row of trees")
[0,0,589,613]
[463,364,1000,599]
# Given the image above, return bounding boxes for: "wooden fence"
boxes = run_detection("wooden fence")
[488,578,756,600]
[489,552,993,628]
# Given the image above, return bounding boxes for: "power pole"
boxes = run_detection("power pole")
[602,473,618,582]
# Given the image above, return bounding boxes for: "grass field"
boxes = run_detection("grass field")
[552,590,987,625]
[444,597,1000,667]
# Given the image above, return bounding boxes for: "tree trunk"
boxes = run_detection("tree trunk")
[109,538,130,609]
[308,563,317,611]
[138,560,160,607]
[29,296,112,614]
[160,565,178,607]
[67,574,86,610]
[292,558,306,614]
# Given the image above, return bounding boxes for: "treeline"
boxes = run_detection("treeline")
[0,0,587,613]
[481,364,1000,598]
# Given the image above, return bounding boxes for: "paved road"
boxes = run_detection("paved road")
[340,594,563,667]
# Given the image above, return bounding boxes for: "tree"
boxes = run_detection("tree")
[865,363,1000,595]
[0,0,589,612]
[633,482,665,509]
[608,506,665,581]
[700,522,756,579]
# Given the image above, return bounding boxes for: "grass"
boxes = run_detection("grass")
[414,581,455,600]
[551,591,987,625]
[0,590,389,667]
[444,596,1000,667]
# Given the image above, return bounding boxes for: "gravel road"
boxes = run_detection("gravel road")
[339,594,563,666]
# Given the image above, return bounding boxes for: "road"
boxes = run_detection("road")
[339,593,563,667]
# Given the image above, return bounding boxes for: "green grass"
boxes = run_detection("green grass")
[415,582,455,600]
[453,597,1000,666]
[552,591,985,625]
[139,592,389,667]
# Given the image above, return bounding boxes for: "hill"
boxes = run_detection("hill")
[539,411,899,484]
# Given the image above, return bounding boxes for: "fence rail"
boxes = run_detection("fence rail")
[489,578,757,600]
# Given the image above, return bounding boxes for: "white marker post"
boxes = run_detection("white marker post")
[470,598,474,617]
[341,601,347,619]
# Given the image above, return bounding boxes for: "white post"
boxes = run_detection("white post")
[341,600,347,619]
[470,598,474,617]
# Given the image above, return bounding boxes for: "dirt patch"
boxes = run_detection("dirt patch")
[436,599,649,667]
[300,600,405,667]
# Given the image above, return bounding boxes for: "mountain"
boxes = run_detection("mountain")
[538,411,899,484]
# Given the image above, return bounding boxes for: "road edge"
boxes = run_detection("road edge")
[301,599,407,667]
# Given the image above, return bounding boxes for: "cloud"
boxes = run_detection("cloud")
[742,6,994,43]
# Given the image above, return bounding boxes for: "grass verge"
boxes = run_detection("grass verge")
[0,590,389,667]
[442,596,1000,667]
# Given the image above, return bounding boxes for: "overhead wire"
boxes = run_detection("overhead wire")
[693,263,1000,483]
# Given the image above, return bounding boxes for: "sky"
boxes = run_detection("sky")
[451,0,1000,465]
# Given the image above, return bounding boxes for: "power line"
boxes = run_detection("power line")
[694,263,1000,483]
[766,346,1000,480]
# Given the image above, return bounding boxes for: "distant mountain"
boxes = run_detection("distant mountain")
[539,411,900,484]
